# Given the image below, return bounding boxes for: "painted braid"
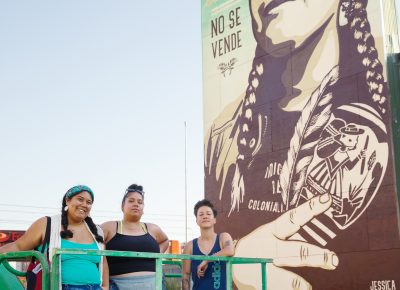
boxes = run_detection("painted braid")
[236,0,388,166]
[231,0,388,209]
[236,57,264,168]
[342,0,388,114]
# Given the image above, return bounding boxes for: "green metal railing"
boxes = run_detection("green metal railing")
[52,249,273,290]
[387,53,400,210]
[0,249,272,289]
[162,259,182,278]
[0,250,50,290]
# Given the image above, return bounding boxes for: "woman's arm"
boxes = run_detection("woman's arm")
[197,232,235,276]
[0,217,46,253]
[216,232,235,257]
[100,221,116,244]
[182,241,193,290]
[148,223,169,253]
[101,256,109,290]
[99,222,114,290]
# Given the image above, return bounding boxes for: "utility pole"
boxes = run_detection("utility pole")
[184,121,188,244]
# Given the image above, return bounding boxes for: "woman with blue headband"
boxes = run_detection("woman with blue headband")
[0,185,107,290]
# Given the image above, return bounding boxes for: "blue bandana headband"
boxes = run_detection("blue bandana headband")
[65,185,94,201]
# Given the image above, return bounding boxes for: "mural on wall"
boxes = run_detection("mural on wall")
[202,0,400,289]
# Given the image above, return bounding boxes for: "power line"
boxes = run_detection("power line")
[0,203,58,210]
[0,209,57,215]
[0,213,195,224]
[0,203,192,217]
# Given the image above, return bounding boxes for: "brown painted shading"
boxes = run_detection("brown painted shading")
[203,0,400,289]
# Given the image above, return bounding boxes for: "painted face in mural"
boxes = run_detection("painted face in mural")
[340,133,358,149]
[249,0,338,55]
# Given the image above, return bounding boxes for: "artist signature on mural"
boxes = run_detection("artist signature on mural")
[370,280,397,290]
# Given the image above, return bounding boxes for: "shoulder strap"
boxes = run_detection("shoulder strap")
[216,233,222,251]
[43,217,51,250]
[192,238,199,254]
[39,216,51,254]
[116,221,120,234]
[141,222,148,234]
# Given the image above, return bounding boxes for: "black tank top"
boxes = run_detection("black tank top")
[106,222,160,275]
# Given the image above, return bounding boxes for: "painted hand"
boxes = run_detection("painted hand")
[233,193,338,290]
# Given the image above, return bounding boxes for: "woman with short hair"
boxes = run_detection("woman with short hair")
[182,199,234,290]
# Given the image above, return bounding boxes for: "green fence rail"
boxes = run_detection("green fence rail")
[1,249,273,290]
[0,250,50,290]
[52,249,273,290]
[387,53,400,210]
[162,259,182,278]
[2,259,27,277]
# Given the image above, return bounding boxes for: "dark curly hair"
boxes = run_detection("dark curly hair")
[194,199,218,217]
[122,184,144,206]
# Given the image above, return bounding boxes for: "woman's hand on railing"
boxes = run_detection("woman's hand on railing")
[197,260,209,278]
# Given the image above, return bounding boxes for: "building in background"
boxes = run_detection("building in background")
[0,230,24,247]
[202,0,400,289]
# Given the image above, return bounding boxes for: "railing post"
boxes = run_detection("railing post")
[387,53,400,210]
[261,262,267,290]
[0,251,50,290]
[226,259,233,290]
[2,260,27,277]
[51,253,60,290]
[155,257,163,290]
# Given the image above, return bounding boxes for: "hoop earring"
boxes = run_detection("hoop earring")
[64,205,68,211]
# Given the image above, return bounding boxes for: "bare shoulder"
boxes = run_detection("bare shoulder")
[183,240,193,254]
[145,222,162,234]
[220,232,233,240]
[219,232,234,248]
[29,216,48,233]
[35,216,49,225]
[100,221,117,242]
[101,220,117,230]
[14,216,48,251]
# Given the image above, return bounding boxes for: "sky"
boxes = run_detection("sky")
[0,1,203,242]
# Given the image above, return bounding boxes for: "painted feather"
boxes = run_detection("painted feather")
[280,66,340,210]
